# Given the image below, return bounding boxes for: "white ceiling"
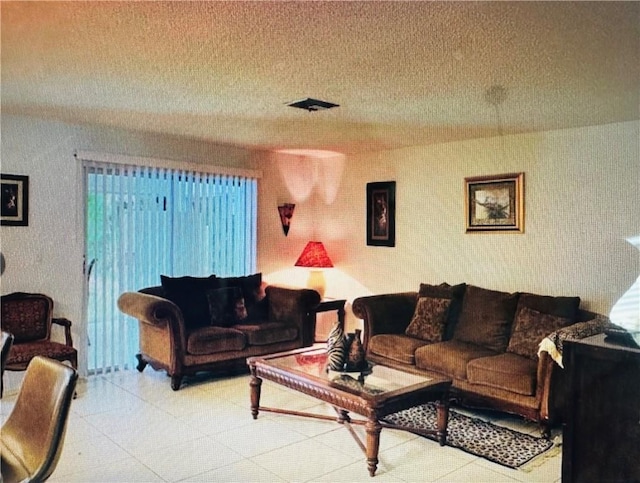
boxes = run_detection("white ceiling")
[2,1,639,154]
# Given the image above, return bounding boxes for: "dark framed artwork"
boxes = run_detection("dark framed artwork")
[367,181,395,246]
[465,172,524,233]
[1,174,29,226]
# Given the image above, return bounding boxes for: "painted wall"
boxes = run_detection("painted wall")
[2,114,638,388]
[258,121,640,328]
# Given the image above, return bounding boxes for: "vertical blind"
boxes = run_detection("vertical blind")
[83,159,257,373]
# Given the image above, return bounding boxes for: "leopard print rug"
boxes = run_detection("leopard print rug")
[383,403,554,469]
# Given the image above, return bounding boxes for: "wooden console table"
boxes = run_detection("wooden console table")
[562,333,640,483]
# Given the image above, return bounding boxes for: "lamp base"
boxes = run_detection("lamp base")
[307,270,326,298]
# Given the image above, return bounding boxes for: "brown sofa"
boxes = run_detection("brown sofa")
[118,273,320,390]
[353,283,612,434]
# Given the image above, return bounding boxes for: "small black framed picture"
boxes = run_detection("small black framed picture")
[366,181,395,247]
[1,174,29,226]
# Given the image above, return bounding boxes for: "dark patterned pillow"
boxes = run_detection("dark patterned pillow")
[507,306,571,359]
[405,297,452,342]
[217,273,262,305]
[419,282,466,339]
[160,274,218,329]
[206,287,248,328]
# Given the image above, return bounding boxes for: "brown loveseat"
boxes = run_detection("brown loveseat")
[118,273,320,390]
[353,283,611,435]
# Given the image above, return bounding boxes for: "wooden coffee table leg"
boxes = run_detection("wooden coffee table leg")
[250,369,262,420]
[436,396,449,446]
[365,418,382,477]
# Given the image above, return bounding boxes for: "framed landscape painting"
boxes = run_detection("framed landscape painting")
[367,181,395,246]
[465,173,524,233]
[1,174,29,226]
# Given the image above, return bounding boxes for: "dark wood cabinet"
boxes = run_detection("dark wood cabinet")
[562,333,640,483]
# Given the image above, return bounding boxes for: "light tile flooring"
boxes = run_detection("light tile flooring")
[1,369,562,482]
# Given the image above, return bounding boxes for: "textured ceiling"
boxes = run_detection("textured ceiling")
[2,1,639,154]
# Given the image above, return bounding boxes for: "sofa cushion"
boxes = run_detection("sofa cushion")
[206,287,248,328]
[414,340,498,380]
[217,273,263,309]
[233,322,298,346]
[405,297,451,342]
[453,285,519,353]
[467,353,538,396]
[186,326,246,355]
[160,274,218,329]
[368,334,432,365]
[515,292,581,321]
[419,282,467,339]
[507,306,572,359]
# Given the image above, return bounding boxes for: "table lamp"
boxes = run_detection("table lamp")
[294,241,333,298]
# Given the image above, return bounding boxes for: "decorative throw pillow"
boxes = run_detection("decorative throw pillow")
[243,281,267,323]
[405,297,452,342]
[453,285,519,353]
[507,306,571,359]
[515,293,580,321]
[160,274,218,329]
[206,287,248,328]
[217,273,263,308]
[419,282,466,339]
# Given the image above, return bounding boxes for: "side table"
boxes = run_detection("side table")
[312,298,346,342]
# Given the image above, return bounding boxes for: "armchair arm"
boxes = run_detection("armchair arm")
[352,292,418,351]
[117,292,187,352]
[266,286,321,346]
[52,317,73,347]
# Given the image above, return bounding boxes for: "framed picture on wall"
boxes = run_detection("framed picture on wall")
[367,181,395,246]
[1,174,29,226]
[465,172,524,233]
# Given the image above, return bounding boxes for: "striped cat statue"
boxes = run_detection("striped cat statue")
[326,321,346,371]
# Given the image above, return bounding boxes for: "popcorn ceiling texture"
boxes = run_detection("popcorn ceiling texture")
[2,1,638,153]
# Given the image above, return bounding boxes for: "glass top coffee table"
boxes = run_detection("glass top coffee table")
[247,347,452,477]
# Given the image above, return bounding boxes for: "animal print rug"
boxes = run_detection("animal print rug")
[384,402,555,469]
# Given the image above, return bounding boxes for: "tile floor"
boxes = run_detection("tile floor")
[1,369,562,482]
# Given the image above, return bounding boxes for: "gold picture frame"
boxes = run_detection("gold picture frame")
[465,173,524,233]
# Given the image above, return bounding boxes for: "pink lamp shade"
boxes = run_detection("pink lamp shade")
[294,242,333,298]
[294,242,334,268]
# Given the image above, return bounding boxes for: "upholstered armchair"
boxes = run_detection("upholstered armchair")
[1,293,78,395]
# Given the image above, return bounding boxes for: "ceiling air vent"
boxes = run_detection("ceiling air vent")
[286,97,339,112]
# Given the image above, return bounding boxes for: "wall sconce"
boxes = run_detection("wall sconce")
[294,241,333,298]
[277,203,295,236]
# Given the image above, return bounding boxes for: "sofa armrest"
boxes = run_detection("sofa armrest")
[266,286,321,346]
[352,292,418,351]
[52,317,74,347]
[535,349,565,426]
[117,292,187,351]
[538,313,613,368]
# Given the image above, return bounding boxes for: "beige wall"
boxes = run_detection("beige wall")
[258,121,639,322]
[2,114,638,383]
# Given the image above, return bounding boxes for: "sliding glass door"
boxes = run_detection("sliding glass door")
[83,160,257,374]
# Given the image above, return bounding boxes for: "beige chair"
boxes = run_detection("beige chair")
[1,356,78,483]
